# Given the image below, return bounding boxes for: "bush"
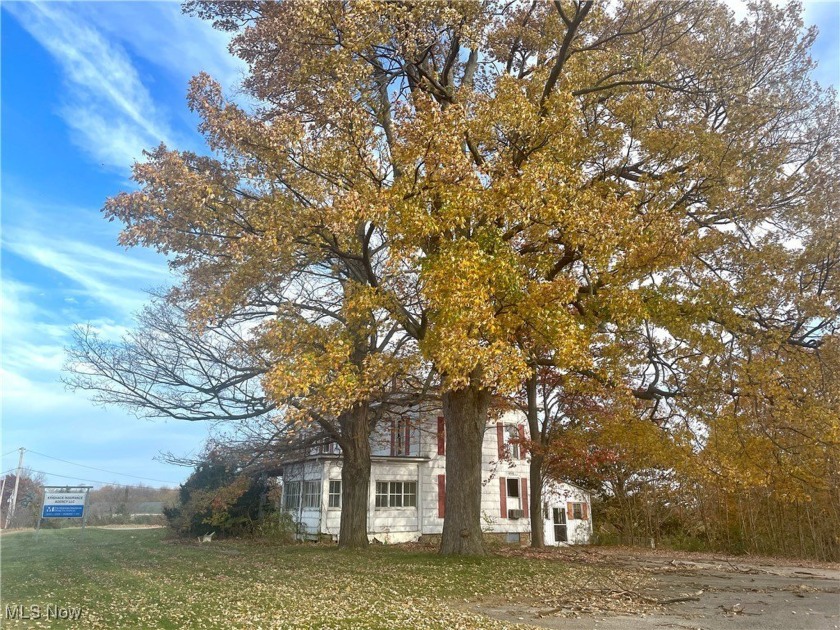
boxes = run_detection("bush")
[165,454,277,538]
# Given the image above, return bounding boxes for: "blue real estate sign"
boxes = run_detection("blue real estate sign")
[42,493,86,518]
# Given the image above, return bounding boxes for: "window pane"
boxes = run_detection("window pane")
[507,478,519,498]
[284,481,301,510]
[507,426,520,459]
[375,482,388,508]
[303,480,321,508]
[375,480,419,508]
[396,420,405,455]
[573,503,583,520]
[328,480,341,508]
[404,482,416,507]
[390,488,402,507]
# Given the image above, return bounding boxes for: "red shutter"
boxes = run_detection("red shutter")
[499,477,507,518]
[404,421,411,456]
[438,475,446,518]
[517,424,525,459]
[521,478,529,518]
[582,502,589,520]
[390,419,396,456]
[567,502,574,520]
[497,423,505,459]
[437,416,445,455]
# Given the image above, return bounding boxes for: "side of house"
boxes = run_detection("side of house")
[280,410,592,545]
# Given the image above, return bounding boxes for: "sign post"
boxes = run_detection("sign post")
[36,486,93,535]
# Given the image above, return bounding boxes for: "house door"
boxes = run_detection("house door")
[553,507,567,543]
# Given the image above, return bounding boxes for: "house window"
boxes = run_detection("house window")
[506,477,520,499]
[283,481,301,511]
[506,426,520,459]
[302,480,321,509]
[375,481,417,508]
[328,480,341,508]
[396,419,405,455]
[571,502,587,520]
[391,419,411,456]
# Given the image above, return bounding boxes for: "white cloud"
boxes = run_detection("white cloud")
[1,278,67,370]
[3,227,171,315]
[4,1,177,170]
[76,2,245,94]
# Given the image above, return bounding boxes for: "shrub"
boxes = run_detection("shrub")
[165,454,277,538]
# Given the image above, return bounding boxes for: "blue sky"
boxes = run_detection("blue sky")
[1,1,838,489]
[1,1,245,488]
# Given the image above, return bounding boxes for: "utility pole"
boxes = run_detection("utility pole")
[5,448,25,529]
[0,475,7,524]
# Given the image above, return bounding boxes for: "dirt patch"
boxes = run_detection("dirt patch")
[475,547,840,630]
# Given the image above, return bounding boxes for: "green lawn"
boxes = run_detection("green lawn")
[0,528,612,629]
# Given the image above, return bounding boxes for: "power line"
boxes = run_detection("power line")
[26,468,177,489]
[1,449,20,458]
[25,449,180,485]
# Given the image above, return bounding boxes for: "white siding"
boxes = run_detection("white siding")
[282,409,592,545]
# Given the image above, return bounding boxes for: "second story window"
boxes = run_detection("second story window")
[390,419,411,456]
[506,425,520,460]
[497,423,525,460]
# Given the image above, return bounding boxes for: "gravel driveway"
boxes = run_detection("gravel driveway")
[475,547,840,630]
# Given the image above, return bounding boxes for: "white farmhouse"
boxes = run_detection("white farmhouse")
[280,410,592,545]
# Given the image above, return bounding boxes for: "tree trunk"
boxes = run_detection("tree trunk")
[337,404,371,550]
[440,378,490,555]
[526,372,545,548]
[529,455,545,548]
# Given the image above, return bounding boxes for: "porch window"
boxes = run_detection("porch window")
[283,481,301,511]
[302,480,321,509]
[375,481,417,508]
[328,480,341,508]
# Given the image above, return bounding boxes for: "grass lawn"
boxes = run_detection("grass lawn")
[0,528,619,629]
